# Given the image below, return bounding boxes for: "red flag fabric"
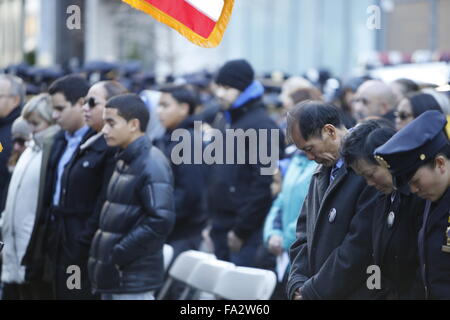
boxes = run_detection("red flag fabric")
[122,0,234,48]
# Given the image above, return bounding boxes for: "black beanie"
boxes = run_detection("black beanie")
[215,59,254,92]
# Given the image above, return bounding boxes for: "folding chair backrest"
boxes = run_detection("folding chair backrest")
[186,259,235,294]
[163,244,174,271]
[168,250,216,282]
[213,267,277,300]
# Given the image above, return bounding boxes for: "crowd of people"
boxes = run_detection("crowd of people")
[0,57,449,300]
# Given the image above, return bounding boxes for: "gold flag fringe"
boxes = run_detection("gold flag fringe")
[122,0,234,48]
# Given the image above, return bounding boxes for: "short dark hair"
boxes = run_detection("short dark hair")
[286,101,342,141]
[406,92,442,118]
[423,140,450,169]
[48,74,90,105]
[341,120,396,166]
[101,81,128,100]
[393,78,420,95]
[161,86,199,115]
[105,94,149,132]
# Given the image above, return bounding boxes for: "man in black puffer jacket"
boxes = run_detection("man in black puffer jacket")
[88,94,175,300]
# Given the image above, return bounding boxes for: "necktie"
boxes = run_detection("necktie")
[330,164,339,186]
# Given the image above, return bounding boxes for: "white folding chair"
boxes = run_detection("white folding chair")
[213,267,277,300]
[182,259,235,300]
[163,244,174,271]
[157,250,216,300]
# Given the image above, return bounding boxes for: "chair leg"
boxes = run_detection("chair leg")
[178,286,191,300]
[157,278,173,300]
[192,290,201,300]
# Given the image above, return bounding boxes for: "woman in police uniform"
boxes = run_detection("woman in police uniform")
[375,110,450,300]
[341,120,425,299]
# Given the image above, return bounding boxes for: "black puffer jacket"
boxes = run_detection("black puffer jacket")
[88,136,175,294]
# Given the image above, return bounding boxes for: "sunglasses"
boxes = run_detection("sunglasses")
[13,137,26,146]
[353,97,369,105]
[86,97,99,109]
[394,111,413,121]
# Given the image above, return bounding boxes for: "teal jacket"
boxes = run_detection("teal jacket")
[264,153,316,251]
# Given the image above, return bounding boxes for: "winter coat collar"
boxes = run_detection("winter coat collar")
[313,163,329,176]
[161,115,198,145]
[80,131,104,151]
[174,114,198,131]
[231,80,264,109]
[0,107,20,126]
[224,80,265,123]
[32,125,60,150]
[226,98,264,124]
[118,135,150,164]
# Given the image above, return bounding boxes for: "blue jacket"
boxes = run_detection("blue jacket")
[263,153,316,250]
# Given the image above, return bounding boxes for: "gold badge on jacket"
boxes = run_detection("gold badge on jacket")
[442,226,450,253]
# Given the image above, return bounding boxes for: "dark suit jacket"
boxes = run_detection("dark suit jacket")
[287,164,378,300]
[22,129,115,286]
[371,191,425,299]
[0,107,20,212]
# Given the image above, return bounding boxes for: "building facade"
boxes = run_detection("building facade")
[0,0,24,67]
[1,0,448,78]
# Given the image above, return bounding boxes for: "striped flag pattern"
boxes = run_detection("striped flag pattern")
[122,0,234,47]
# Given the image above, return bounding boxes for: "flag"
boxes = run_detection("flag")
[122,0,234,48]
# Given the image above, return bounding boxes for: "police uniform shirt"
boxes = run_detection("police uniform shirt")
[374,111,450,299]
[417,187,450,299]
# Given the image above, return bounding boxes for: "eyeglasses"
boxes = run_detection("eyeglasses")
[86,97,99,109]
[394,111,413,121]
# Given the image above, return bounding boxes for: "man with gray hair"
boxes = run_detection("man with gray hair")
[0,74,26,213]
[352,80,398,123]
